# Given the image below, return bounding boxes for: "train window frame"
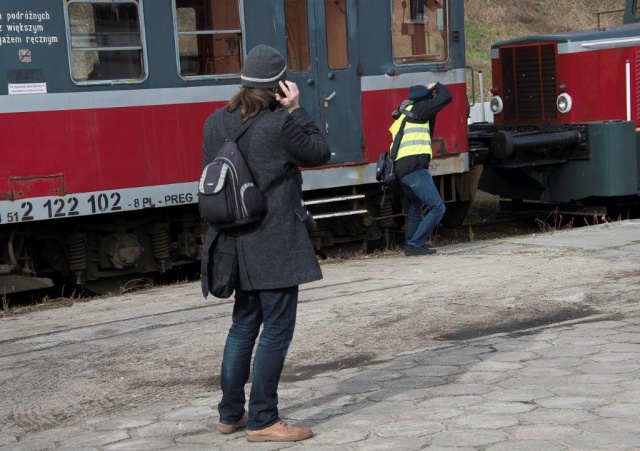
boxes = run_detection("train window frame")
[325,0,349,70]
[171,0,245,81]
[390,0,451,66]
[64,0,149,86]
[284,0,310,72]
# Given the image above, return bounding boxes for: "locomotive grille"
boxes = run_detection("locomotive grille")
[500,43,557,121]
[636,50,640,119]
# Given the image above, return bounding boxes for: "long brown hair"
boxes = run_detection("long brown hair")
[227,87,273,122]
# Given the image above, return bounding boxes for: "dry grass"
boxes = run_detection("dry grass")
[2,291,8,315]
[121,277,155,294]
[534,207,630,232]
[536,209,574,233]
[2,285,86,316]
[465,0,627,99]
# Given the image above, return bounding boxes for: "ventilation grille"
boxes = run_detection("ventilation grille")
[500,43,557,121]
[635,51,640,119]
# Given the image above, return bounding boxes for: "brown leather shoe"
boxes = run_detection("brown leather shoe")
[246,420,313,442]
[217,411,248,434]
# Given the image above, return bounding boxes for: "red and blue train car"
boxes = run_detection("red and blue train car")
[471,0,640,214]
[0,0,477,293]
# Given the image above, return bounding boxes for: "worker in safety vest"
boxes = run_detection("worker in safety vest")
[389,82,452,256]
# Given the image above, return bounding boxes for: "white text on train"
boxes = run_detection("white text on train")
[6,11,51,22]
[6,24,45,34]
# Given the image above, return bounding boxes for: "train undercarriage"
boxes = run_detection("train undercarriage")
[469,120,640,217]
[1,167,482,296]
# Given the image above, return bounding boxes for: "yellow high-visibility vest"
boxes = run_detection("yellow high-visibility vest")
[389,104,432,160]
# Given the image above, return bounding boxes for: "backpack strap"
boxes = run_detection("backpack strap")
[398,99,416,120]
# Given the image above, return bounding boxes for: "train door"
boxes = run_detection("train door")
[276,0,363,164]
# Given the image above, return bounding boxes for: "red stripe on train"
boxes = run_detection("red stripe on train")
[1,101,225,199]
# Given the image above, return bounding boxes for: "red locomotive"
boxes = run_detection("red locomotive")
[471,1,640,215]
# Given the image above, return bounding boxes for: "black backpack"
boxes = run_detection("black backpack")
[375,112,409,206]
[198,110,267,229]
[375,152,397,198]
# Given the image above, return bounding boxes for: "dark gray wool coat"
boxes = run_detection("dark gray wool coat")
[202,106,331,290]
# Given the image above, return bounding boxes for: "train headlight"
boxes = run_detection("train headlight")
[557,93,573,113]
[489,96,503,114]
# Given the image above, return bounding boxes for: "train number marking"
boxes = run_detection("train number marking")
[5,204,32,223]
[111,192,122,211]
[44,199,64,218]
[67,197,79,216]
[0,184,198,223]
[87,193,122,213]
[21,202,34,221]
[42,197,80,218]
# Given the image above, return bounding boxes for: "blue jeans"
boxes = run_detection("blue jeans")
[218,286,298,430]
[400,168,446,248]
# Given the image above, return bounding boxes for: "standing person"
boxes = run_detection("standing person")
[201,44,331,442]
[390,82,452,256]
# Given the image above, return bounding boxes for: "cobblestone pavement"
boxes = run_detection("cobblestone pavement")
[2,220,640,450]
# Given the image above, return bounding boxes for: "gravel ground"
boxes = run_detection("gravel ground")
[3,220,640,442]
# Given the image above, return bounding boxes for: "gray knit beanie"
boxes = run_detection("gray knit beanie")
[241,44,287,89]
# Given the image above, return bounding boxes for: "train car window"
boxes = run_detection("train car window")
[66,0,146,83]
[284,0,310,72]
[174,0,242,78]
[325,0,348,69]
[392,0,449,64]
[635,0,640,19]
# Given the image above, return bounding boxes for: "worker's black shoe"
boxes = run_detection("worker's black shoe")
[405,245,437,256]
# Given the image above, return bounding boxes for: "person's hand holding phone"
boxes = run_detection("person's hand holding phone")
[275,80,300,113]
